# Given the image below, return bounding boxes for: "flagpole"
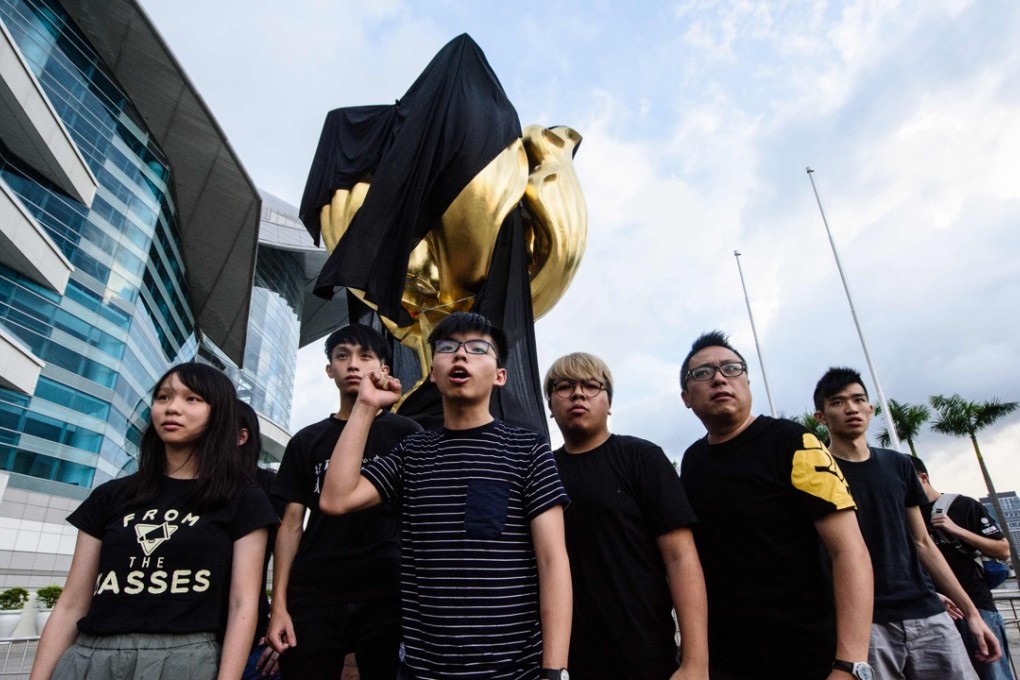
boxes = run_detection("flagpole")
[806,167,901,450]
[734,250,777,417]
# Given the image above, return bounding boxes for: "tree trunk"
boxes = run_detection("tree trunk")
[971,433,1020,580]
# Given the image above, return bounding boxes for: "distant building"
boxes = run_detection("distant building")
[210,189,335,464]
[0,0,336,588]
[980,491,1020,559]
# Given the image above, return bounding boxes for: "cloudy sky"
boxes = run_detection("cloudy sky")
[139,0,1019,500]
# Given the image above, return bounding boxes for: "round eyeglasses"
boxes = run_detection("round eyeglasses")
[686,361,747,383]
[552,380,607,399]
[434,339,496,357]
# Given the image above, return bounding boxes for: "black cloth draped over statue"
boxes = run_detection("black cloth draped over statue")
[299,34,548,438]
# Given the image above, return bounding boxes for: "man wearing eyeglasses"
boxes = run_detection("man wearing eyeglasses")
[319,312,572,680]
[544,352,708,680]
[678,331,874,680]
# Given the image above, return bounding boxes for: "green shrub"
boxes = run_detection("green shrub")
[0,587,29,610]
[36,585,63,608]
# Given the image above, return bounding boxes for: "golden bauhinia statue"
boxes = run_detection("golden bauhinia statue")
[300,34,587,433]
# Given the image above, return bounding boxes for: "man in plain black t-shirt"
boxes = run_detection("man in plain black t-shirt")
[545,352,708,680]
[814,366,999,679]
[267,324,420,679]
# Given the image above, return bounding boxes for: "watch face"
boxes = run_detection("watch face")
[854,663,874,680]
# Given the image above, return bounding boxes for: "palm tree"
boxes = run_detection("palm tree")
[875,399,930,457]
[797,412,830,446]
[929,393,1020,576]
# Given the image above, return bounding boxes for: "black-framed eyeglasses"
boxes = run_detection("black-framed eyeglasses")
[686,361,747,383]
[434,338,496,357]
[552,380,607,399]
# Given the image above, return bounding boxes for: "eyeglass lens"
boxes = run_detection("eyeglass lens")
[689,362,745,382]
[554,380,604,398]
[435,339,492,355]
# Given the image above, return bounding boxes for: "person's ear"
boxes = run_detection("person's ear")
[238,428,250,446]
[814,410,827,426]
[493,367,507,387]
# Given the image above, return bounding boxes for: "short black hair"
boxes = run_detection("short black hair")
[812,367,868,411]
[324,323,392,366]
[428,312,508,366]
[236,399,260,476]
[909,456,928,475]
[680,331,747,390]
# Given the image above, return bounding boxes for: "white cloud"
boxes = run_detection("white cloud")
[139,1,1020,500]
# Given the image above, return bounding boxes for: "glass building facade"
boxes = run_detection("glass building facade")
[195,192,314,437]
[235,245,303,428]
[981,491,1020,562]
[0,0,222,498]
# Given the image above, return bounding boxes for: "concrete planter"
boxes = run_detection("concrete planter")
[36,609,52,634]
[0,610,21,638]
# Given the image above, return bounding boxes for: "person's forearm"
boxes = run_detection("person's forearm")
[270,514,301,614]
[223,531,267,679]
[531,506,571,668]
[918,542,980,617]
[951,530,1011,561]
[217,600,257,680]
[319,402,377,514]
[831,548,873,661]
[29,605,83,680]
[671,550,709,671]
[31,533,101,680]
[538,552,572,668]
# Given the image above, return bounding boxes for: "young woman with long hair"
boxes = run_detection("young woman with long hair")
[31,363,278,680]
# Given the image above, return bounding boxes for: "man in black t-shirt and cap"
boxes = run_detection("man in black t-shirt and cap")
[544,352,709,680]
[678,331,874,680]
[912,456,1015,680]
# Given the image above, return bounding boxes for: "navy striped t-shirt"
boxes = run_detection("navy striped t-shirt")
[362,419,568,679]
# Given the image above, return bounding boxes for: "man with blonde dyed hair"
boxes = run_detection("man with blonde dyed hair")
[545,352,709,680]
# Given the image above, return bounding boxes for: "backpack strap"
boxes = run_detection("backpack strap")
[932,492,958,517]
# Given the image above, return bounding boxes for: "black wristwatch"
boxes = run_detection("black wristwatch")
[539,670,569,680]
[833,659,874,680]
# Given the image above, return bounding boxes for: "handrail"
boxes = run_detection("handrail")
[0,637,38,678]
[992,590,1019,677]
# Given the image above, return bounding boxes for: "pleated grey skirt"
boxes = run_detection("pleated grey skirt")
[52,632,221,680]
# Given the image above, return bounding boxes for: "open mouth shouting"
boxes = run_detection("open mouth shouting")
[448,366,471,385]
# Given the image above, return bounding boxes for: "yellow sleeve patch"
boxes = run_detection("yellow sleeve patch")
[790,433,857,510]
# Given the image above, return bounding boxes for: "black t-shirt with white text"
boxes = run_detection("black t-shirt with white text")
[69,475,278,635]
[271,412,421,606]
[921,493,1004,611]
